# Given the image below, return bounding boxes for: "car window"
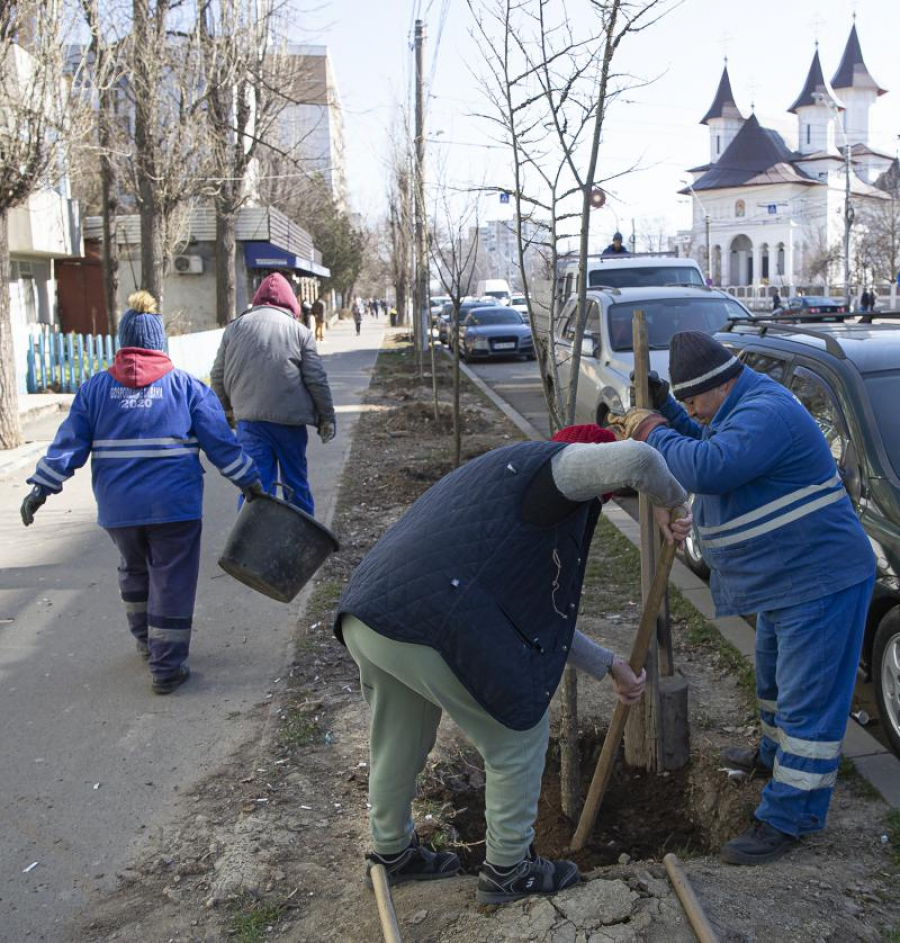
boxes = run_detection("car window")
[863,370,900,478]
[559,298,578,340]
[468,310,522,326]
[740,350,791,385]
[606,297,741,352]
[588,266,705,289]
[789,367,850,464]
[561,300,600,341]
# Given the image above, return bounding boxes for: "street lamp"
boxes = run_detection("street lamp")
[813,92,854,311]
[681,179,712,283]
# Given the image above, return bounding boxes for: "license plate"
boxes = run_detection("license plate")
[493,342,516,349]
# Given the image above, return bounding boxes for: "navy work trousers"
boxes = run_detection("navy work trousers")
[755,574,875,837]
[106,519,203,678]
[236,420,314,515]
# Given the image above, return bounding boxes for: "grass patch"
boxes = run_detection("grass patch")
[882,930,900,943]
[884,809,900,867]
[279,705,323,748]
[839,756,883,800]
[230,898,284,943]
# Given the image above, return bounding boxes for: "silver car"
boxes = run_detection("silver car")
[554,286,750,426]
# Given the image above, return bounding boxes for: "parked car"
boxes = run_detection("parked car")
[430,295,450,324]
[554,286,750,426]
[556,256,706,301]
[510,293,528,316]
[458,306,535,361]
[774,295,849,319]
[476,279,512,304]
[680,320,900,758]
[439,299,493,346]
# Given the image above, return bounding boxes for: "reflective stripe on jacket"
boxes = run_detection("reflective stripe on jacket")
[649,367,874,615]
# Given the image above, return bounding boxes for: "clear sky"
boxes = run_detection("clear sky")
[297,0,899,245]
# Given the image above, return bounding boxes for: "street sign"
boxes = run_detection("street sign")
[499,192,510,204]
[590,188,606,209]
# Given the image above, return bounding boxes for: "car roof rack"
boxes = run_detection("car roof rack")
[857,310,900,323]
[723,317,846,359]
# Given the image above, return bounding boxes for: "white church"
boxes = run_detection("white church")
[680,23,895,300]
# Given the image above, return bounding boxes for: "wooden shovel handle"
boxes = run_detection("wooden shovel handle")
[570,535,679,851]
[369,863,403,943]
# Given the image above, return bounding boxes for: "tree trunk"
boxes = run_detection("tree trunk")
[559,665,581,821]
[0,209,23,449]
[99,88,119,334]
[452,303,461,467]
[216,200,237,326]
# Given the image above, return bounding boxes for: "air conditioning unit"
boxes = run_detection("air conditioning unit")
[174,255,203,275]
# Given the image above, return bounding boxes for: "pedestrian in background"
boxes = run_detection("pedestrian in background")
[301,298,313,329]
[613,332,875,866]
[20,291,262,695]
[211,273,336,516]
[311,295,326,342]
[353,302,363,336]
[772,290,781,312]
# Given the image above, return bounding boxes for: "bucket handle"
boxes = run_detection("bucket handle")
[270,480,295,503]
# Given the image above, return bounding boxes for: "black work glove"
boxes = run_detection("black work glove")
[241,480,265,503]
[21,486,47,526]
[629,370,670,410]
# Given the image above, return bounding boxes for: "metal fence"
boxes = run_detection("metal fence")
[26,327,120,393]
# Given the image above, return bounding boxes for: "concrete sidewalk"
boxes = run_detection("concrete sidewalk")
[458,355,900,809]
[0,317,385,939]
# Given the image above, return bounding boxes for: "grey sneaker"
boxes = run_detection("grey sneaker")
[365,833,461,887]
[476,849,580,905]
[151,664,190,695]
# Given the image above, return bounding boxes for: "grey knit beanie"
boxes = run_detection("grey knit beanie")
[668,331,742,401]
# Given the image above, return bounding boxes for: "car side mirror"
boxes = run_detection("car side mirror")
[839,442,863,507]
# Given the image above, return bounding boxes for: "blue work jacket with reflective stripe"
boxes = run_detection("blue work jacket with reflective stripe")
[648,366,874,615]
[28,369,258,528]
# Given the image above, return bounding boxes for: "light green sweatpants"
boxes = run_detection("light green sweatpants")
[342,615,549,867]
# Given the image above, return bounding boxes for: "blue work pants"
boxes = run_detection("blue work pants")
[755,574,874,836]
[106,519,203,678]
[236,420,314,515]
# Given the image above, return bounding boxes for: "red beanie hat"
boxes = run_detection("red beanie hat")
[551,424,617,501]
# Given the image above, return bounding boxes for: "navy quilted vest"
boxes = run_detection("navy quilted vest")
[336,441,602,730]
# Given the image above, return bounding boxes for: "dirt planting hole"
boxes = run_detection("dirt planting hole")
[416,733,748,873]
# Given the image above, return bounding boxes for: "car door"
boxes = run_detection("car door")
[554,297,579,399]
[575,300,603,422]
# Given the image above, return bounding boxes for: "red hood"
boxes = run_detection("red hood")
[108,348,174,388]
[551,424,617,502]
[252,272,300,318]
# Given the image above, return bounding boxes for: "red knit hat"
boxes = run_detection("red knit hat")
[551,424,617,501]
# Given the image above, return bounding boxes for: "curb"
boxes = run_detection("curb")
[463,364,900,809]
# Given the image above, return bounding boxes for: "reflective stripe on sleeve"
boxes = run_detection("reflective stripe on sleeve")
[221,455,245,476]
[93,448,200,459]
[773,761,838,792]
[226,455,253,481]
[93,437,199,447]
[31,471,61,491]
[37,458,68,483]
[149,626,191,644]
[760,719,779,742]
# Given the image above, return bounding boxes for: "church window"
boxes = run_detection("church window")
[806,124,811,145]
[735,199,746,218]
[716,135,721,154]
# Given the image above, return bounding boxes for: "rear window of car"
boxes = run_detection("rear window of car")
[589,266,705,289]
[606,297,745,351]
[468,310,522,325]
[863,370,900,476]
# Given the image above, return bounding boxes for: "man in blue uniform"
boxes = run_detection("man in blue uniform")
[20,292,262,694]
[613,331,875,865]
[601,231,629,256]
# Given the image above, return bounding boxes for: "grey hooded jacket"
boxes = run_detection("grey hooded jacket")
[210,305,335,427]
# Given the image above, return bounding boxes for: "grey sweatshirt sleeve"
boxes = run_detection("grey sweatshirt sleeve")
[209,333,230,412]
[551,440,687,507]
[568,630,615,679]
[298,333,336,424]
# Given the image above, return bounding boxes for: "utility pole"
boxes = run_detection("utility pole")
[843,140,854,312]
[705,215,711,282]
[413,19,427,372]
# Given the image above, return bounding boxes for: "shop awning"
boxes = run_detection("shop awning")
[243,241,330,278]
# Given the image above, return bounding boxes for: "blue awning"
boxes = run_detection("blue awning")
[243,241,330,278]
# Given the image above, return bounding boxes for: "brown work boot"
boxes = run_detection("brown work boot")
[720,745,771,775]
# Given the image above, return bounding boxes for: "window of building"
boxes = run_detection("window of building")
[735,199,745,218]
[806,124,811,145]
[716,135,721,154]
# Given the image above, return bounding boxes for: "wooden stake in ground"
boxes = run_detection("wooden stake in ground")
[559,664,581,820]
[570,528,679,851]
[369,864,403,943]
[663,853,720,943]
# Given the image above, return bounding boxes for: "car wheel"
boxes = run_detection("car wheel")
[873,607,900,759]
[681,525,711,580]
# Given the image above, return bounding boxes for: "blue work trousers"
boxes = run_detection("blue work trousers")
[236,420,314,514]
[755,574,874,837]
[106,519,203,679]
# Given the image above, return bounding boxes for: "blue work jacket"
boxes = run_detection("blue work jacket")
[649,367,874,616]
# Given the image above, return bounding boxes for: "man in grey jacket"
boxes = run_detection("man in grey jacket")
[211,273,336,515]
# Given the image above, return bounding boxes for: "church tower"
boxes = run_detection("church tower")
[700,64,744,164]
[789,47,843,155]
[830,23,886,147]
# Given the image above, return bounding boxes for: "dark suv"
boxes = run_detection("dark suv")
[683,319,900,757]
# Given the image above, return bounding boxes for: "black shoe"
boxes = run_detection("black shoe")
[720,820,797,865]
[151,664,190,695]
[476,848,580,905]
[136,639,150,659]
[720,745,771,775]
[365,833,461,887]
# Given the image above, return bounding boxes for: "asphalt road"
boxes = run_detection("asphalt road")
[0,318,383,939]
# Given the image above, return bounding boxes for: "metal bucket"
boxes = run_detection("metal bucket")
[218,484,340,603]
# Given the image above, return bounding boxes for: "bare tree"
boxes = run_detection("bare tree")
[856,189,899,292]
[430,184,481,468]
[0,1,89,448]
[469,0,679,431]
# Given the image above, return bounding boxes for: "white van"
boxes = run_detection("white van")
[476,279,512,304]
[555,256,705,302]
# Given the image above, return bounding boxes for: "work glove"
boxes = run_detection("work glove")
[21,486,47,527]
[241,480,265,503]
[629,370,670,409]
[608,407,668,442]
[318,420,336,444]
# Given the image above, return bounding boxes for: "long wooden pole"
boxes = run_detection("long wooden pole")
[570,535,678,851]
[664,854,720,943]
[369,864,403,943]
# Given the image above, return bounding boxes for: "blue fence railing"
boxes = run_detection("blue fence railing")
[27,328,120,394]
